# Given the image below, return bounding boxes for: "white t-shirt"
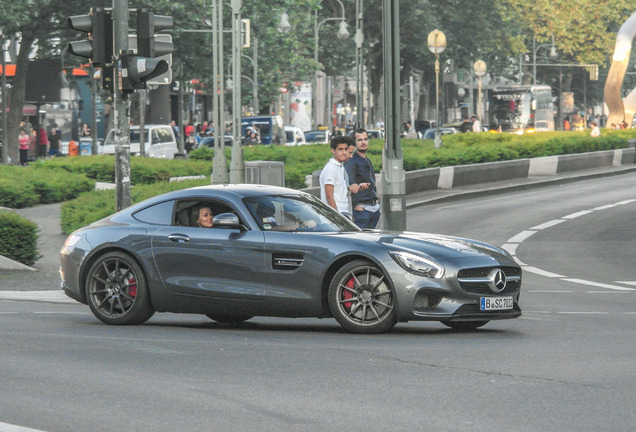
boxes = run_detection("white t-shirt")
[320,158,351,214]
[472,119,481,132]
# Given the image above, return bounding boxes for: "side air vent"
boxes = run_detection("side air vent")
[272,253,304,270]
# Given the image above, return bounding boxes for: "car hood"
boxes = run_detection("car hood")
[337,230,511,261]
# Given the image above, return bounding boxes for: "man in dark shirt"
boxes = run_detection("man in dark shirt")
[345,128,380,229]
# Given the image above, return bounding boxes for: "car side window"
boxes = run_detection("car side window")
[132,200,175,225]
[173,199,241,228]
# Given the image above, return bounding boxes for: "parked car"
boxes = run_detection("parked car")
[304,129,332,144]
[61,184,522,334]
[98,125,181,159]
[195,135,233,149]
[347,129,384,139]
[284,126,307,146]
[423,127,459,139]
[414,120,438,137]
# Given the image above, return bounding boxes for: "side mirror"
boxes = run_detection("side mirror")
[213,212,242,228]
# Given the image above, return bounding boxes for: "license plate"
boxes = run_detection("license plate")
[480,296,513,311]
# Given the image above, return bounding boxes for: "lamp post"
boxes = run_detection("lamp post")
[427,29,446,149]
[229,0,243,184]
[473,60,487,123]
[355,0,364,128]
[313,0,349,128]
[211,0,228,184]
[1,36,8,165]
[532,32,557,84]
[241,37,258,115]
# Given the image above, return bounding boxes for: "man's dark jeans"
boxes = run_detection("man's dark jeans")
[353,208,380,229]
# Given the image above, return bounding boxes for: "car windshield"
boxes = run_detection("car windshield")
[305,131,327,143]
[244,194,361,232]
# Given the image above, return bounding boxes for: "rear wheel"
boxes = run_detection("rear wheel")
[328,260,397,334]
[442,320,489,331]
[85,251,154,325]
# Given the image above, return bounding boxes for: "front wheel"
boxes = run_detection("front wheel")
[442,320,489,331]
[85,251,154,325]
[328,260,397,334]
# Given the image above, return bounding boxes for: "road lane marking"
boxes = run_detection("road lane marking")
[507,230,536,243]
[504,199,636,293]
[562,278,636,291]
[0,422,47,432]
[527,290,573,293]
[531,219,566,230]
[563,210,593,219]
[557,311,609,315]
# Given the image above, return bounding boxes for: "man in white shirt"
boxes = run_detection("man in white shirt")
[471,115,481,133]
[320,136,357,218]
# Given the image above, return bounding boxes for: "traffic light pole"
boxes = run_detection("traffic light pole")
[380,0,406,231]
[229,0,244,184]
[211,0,228,184]
[113,0,132,211]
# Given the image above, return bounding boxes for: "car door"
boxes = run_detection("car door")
[151,207,267,301]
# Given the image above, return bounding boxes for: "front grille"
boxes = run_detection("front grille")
[457,266,521,295]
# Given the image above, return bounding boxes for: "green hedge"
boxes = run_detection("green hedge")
[0,210,39,266]
[0,165,94,209]
[39,155,212,184]
[60,178,209,235]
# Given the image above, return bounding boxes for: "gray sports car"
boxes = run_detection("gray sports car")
[60,184,521,333]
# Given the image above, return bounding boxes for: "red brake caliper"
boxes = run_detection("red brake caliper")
[342,277,355,310]
[128,277,137,298]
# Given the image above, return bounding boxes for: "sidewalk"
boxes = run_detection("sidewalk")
[1,165,635,303]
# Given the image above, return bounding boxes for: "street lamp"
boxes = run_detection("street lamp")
[242,37,258,115]
[313,0,349,127]
[473,60,487,123]
[532,32,557,84]
[427,29,446,149]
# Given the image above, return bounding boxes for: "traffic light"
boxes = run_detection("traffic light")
[589,65,599,81]
[120,52,170,92]
[68,8,113,67]
[120,8,173,92]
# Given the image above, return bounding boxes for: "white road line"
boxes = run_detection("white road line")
[593,204,616,211]
[586,291,632,294]
[563,210,593,219]
[0,422,48,432]
[503,199,636,293]
[522,266,565,278]
[616,281,636,286]
[507,230,536,243]
[527,290,572,293]
[531,219,566,230]
[562,278,636,291]
[557,311,609,315]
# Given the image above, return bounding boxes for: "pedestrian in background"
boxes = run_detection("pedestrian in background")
[48,127,61,157]
[345,128,380,229]
[37,126,48,160]
[19,129,30,165]
[590,122,600,137]
[320,135,357,218]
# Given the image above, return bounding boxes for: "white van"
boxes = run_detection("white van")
[98,125,181,159]
[284,126,307,146]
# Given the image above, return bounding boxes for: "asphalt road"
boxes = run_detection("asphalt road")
[1,172,635,431]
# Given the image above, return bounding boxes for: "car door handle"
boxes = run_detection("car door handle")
[168,234,190,243]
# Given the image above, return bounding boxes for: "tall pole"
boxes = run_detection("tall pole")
[211,0,228,183]
[113,0,131,210]
[229,0,244,184]
[1,37,8,165]
[434,51,441,148]
[380,0,406,231]
[355,0,364,128]
[253,38,258,114]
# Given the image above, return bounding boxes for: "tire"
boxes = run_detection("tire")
[442,320,489,331]
[85,251,154,325]
[328,260,397,334]
[205,314,253,324]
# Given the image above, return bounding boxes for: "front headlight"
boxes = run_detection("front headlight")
[389,251,444,278]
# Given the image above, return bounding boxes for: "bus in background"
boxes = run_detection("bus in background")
[488,85,554,134]
[241,115,285,145]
